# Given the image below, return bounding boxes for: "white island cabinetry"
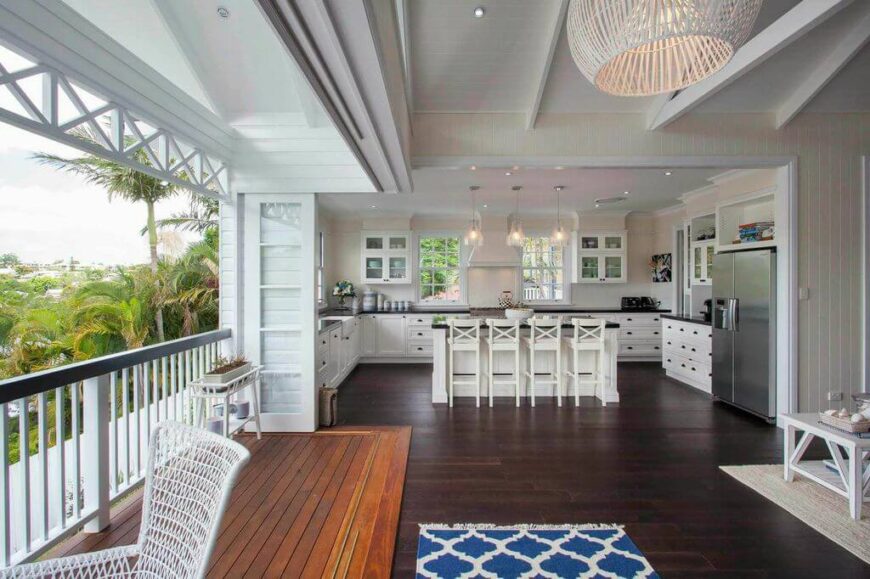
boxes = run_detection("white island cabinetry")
[662,317,713,392]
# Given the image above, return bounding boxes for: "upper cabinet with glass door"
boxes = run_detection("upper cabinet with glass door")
[689,214,716,286]
[575,231,627,284]
[361,232,411,284]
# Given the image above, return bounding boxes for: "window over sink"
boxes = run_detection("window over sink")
[522,237,567,303]
[418,235,463,303]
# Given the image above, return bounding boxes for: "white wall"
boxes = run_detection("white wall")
[320,210,680,309]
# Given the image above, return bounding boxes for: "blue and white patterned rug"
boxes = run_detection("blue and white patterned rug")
[416,524,659,579]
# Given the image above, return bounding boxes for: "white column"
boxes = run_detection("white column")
[83,374,110,532]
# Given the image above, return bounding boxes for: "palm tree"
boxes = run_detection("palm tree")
[34,127,178,341]
[71,270,155,353]
[164,233,219,336]
[151,193,218,235]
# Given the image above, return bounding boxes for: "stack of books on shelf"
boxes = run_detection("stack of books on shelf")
[736,221,774,244]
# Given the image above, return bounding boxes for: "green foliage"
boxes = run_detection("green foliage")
[0,253,19,267]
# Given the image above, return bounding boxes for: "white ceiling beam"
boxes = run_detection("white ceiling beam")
[526,0,569,131]
[645,92,675,129]
[147,0,226,118]
[396,0,413,119]
[648,0,854,130]
[775,5,870,128]
[290,67,325,128]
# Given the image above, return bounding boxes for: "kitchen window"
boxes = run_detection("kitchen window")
[418,235,462,303]
[522,236,566,303]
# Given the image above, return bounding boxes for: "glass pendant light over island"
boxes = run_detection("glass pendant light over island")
[550,185,569,247]
[464,185,483,247]
[506,185,525,247]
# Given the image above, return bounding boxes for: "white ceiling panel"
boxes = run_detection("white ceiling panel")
[410,0,562,111]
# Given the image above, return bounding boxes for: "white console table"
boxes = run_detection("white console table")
[781,413,870,520]
[189,366,263,439]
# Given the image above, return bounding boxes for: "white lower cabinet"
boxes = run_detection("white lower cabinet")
[375,316,406,356]
[361,315,377,356]
[662,318,713,393]
[613,313,663,361]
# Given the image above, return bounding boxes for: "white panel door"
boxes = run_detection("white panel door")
[376,316,406,356]
[244,194,316,432]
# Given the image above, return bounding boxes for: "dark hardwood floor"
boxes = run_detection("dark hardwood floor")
[337,362,869,578]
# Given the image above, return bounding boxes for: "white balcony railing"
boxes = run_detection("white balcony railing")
[0,329,232,568]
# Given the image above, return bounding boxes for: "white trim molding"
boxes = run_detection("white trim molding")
[863,156,870,393]
[0,0,233,158]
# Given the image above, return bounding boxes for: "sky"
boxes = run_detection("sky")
[0,122,197,266]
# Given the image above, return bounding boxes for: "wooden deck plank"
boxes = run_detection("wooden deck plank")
[48,427,410,578]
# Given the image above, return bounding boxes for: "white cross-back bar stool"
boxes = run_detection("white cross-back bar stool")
[523,317,562,407]
[565,318,607,406]
[447,319,483,407]
[483,319,522,407]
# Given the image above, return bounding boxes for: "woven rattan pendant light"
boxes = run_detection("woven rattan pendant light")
[567,0,763,96]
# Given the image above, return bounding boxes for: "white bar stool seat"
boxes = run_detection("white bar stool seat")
[482,319,522,407]
[565,319,607,406]
[447,319,483,407]
[522,317,562,407]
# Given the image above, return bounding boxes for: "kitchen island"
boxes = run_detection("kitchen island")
[431,317,621,405]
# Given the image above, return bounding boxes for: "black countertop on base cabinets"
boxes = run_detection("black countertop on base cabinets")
[322,307,671,316]
[661,313,712,327]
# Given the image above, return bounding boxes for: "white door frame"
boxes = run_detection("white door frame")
[863,156,870,393]
[416,155,799,418]
[242,193,318,432]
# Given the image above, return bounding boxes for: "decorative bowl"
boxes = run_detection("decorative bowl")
[504,308,534,320]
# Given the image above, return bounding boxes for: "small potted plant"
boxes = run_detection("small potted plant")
[202,355,252,385]
[332,280,356,310]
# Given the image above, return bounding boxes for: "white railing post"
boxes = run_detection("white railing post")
[83,374,110,532]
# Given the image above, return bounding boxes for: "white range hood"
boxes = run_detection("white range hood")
[466,241,521,268]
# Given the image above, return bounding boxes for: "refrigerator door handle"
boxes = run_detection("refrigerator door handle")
[714,298,739,331]
[728,298,739,332]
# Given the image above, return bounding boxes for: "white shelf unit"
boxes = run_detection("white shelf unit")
[716,187,777,252]
[689,214,716,287]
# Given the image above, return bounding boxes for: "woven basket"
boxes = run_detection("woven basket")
[819,412,870,434]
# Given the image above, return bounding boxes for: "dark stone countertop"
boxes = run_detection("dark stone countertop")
[661,313,712,327]
[321,306,671,316]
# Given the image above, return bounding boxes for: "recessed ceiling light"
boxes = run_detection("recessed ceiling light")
[664,170,673,176]
[473,6,485,18]
[623,190,630,195]
[370,205,377,208]
[470,165,477,171]
[555,166,564,170]
[512,165,519,171]
[483,204,488,208]
[595,204,600,208]
[505,171,512,176]
[217,6,230,18]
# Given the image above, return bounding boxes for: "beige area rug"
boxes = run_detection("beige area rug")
[721,464,870,564]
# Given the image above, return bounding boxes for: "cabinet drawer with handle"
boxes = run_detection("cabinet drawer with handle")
[406,342,433,356]
[619,327,661,341]
[619,342,662,356]
[407,327,433,341]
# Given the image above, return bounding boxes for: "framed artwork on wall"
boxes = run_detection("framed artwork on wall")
[651,253,671,283]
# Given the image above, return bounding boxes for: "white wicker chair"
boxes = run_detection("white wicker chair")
[1,421,250,579]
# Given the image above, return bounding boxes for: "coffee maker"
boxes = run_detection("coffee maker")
[702,299,713,322]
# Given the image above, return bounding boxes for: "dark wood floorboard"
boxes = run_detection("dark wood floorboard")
[336,362,870,578]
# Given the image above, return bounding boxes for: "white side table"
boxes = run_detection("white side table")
[781,413,870,520]
[189,366,263,439]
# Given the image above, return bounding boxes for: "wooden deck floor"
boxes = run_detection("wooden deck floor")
[50,426,411,578]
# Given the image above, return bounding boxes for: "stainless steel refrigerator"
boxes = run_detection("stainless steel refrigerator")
[712,249,776,421]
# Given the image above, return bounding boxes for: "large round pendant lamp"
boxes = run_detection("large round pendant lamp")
[566,0,763,96]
